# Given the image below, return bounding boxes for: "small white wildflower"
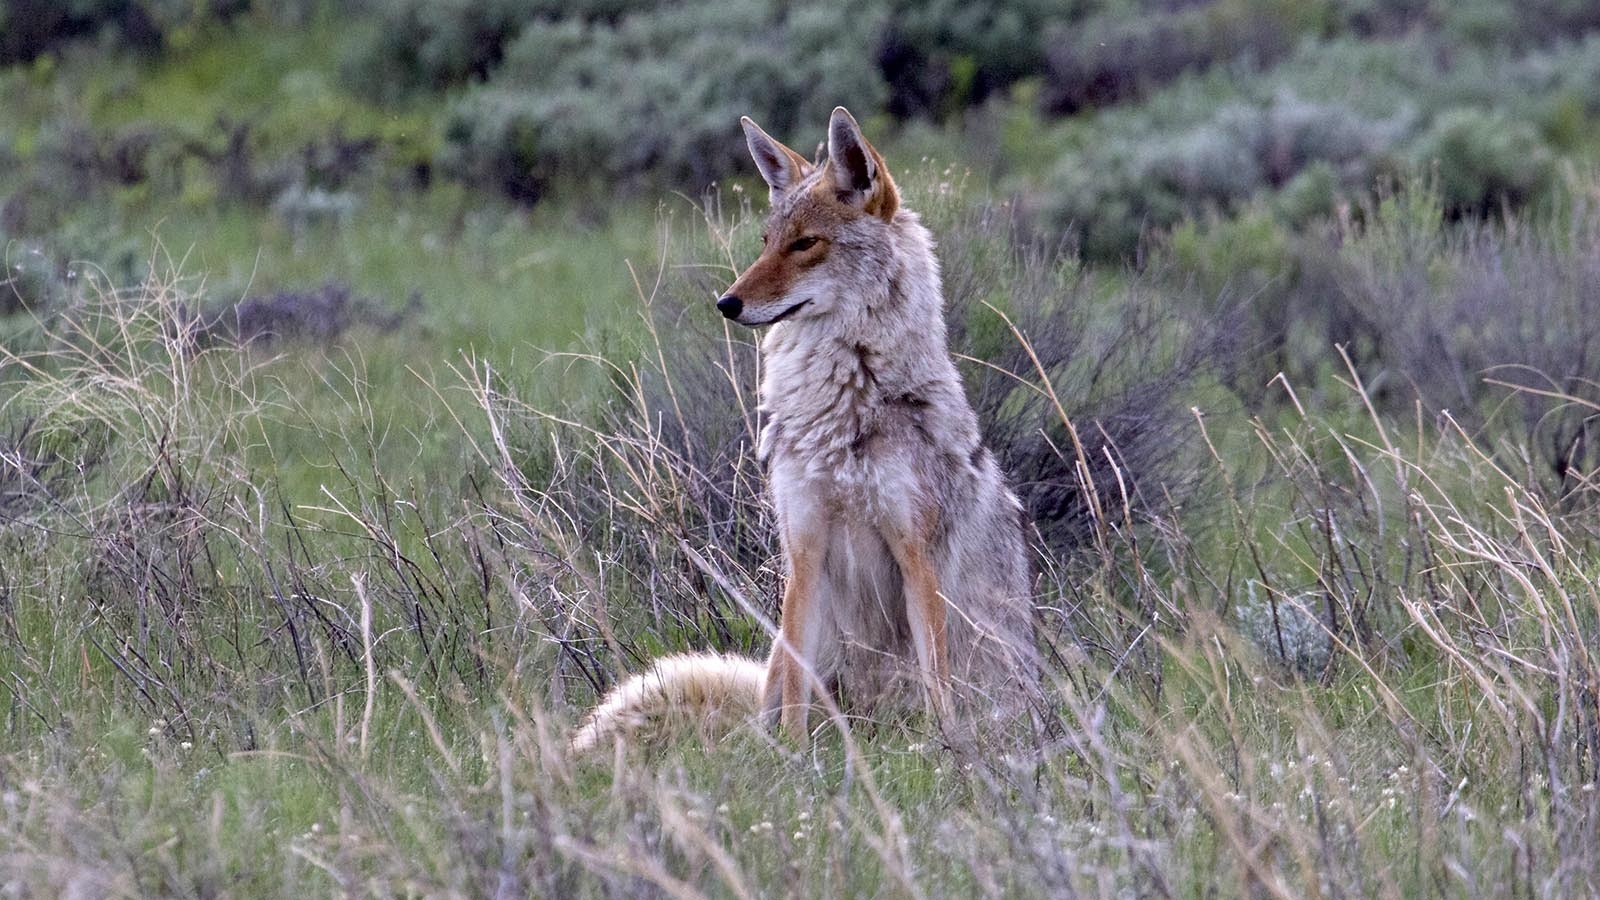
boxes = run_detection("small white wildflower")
[793,831,806,841]
[716,803,730,816]
[310,822,322,833]
[180,741,193,750]
[796,811,810,822]
[1582,783,1596,793]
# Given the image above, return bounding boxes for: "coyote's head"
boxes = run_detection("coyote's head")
[716,106,901,328]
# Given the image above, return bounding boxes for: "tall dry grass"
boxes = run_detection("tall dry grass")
[0,188,1596,896]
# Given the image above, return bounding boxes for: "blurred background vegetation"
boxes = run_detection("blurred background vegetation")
[6,0,1600,499]
[7,0,1600,288]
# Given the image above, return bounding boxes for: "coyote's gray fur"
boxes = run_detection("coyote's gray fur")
[572,107,1038,752]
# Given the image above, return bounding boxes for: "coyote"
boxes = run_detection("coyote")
[572,107,1038,752]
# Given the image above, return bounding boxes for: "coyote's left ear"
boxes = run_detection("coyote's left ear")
[826,106,898,221]
[742,116,811,204]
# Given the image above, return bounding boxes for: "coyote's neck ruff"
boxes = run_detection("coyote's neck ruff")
[755,211,963,484]
[572,108,1037,752]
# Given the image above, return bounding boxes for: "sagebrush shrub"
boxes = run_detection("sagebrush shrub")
[440,1,886,200]
[1042,0,1332,115]
[1041,89,1403,260]
[875,0,1072,120]
[1410,107,1555,215]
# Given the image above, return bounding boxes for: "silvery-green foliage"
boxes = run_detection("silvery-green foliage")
[876,0,1076,119]
[440,0,888,200]
[1410,108,1554,214]
[1043,89,1406,260]
[1237,581,1334,677]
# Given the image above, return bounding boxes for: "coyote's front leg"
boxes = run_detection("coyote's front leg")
[762,526,826,739]
[885,524,952,720]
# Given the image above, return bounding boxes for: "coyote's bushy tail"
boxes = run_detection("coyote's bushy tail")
[569,652,766,753]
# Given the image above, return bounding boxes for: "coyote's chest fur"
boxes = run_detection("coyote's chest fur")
[751,214,1023,706]
[759,332,941,495]
[754,216,977,519]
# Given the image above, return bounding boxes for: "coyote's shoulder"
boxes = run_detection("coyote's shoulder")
[573,108,1039,753]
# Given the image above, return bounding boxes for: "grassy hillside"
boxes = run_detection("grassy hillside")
[2,1,1599,895]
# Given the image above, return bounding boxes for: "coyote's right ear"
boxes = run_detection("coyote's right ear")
[741,116,811,204]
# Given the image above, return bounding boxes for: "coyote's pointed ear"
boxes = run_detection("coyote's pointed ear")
[826,106,898,221]
[742,116,811,204]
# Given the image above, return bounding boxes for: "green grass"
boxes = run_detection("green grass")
[2,180,1597,894]
[1,7,673,508]
[3,7,1599,894]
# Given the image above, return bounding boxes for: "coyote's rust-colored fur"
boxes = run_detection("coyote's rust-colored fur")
[572,107,1039,753]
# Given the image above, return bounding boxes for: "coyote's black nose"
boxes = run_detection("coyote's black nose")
[716,295,743,320]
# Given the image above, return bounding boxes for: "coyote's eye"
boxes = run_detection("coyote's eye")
[787,236,820,253]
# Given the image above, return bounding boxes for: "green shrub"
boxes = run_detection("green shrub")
[875,0,1076,120]
[0,0,257,63]
[1272,160,1342,224]
[441,1,887,200]
[1042,0,1334,115]
[350,0,552,99]
[1041,90,1403,260]
[1411,108,1555,215]
[1442,0,1600,49]
[1031,27,1600,260]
